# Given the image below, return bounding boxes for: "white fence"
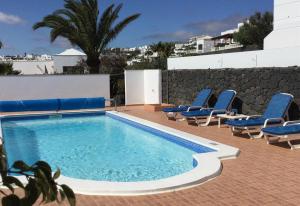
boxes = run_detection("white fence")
[125,70,162,105]
[168,46,300,70]
[0,75,110,102]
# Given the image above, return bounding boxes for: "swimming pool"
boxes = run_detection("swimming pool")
[0,111,239,195]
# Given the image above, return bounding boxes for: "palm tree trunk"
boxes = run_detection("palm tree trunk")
[86,56,100,74]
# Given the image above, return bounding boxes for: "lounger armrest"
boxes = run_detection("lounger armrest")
[187,106,203,112]
[263,118,285,128]
[211,109,227,115]
[178,105,187,108]
[283,120,300,126]
[246,115,262,120]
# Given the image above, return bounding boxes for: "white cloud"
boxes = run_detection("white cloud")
[0,11,24,25]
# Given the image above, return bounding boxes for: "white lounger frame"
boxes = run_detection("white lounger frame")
[231,116,285,139]
[230,93,294,139]
[264,120,300,150]
[185,90,237,127]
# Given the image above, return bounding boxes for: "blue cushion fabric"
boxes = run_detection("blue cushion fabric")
[162,106,190,113]
[163,88,212,113]
[181,108,226,117]
[262,93,293,119]
[0,97,105,112]
[191,88,212,107]
[214,90,236,110]
[262,124,300,135]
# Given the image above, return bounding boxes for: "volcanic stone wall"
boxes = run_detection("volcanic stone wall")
[162,67,300,119]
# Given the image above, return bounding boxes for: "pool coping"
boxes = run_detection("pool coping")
[0,110,240,196]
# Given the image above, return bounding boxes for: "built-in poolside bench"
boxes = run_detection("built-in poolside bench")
[0,97,107,112]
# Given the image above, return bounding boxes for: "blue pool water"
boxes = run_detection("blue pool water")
[1,113,214,182]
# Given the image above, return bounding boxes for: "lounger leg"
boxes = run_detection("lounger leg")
[287,141,300,150]
[247,130,264,139]
[165,112,177,120]
[200,116,212,127]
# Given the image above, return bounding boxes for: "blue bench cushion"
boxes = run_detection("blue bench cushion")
[0,97,105,112]
[262,125,300,135]
[22,99,60,111]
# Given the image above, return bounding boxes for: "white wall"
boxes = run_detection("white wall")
[125,70,162,105]
[144,70,162,104]
[12,61,54,74]
[125,70,144,105]
[0,75,110,101]
[53,55,86,73]
[168,46,300,70]
[264,0,300,49]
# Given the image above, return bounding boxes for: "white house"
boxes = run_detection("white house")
[53,48,86,73]
[168,0,300,69]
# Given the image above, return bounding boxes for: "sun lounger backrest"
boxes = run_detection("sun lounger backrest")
[262,93,294,119]
[214,90,236,110]
[191,88,212,107]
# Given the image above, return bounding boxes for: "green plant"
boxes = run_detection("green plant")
[0,145,75,206]
[0,63,21,75]
[33,0,140,74]
[233,12,273,49]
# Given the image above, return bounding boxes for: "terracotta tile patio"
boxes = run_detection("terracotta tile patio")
[4,106,300,205]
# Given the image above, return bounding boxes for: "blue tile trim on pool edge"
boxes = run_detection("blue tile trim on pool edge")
[106,113,216,154]
[0,111,106,122]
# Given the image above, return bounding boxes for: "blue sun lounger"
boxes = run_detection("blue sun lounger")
[226,93,294,139]
[163,88,212,119]
[262,121,300,150]
[181,90,236,126]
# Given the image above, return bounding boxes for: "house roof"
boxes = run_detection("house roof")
[56,48,86,56]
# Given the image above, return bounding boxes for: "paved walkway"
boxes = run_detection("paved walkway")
[6,107,300,205]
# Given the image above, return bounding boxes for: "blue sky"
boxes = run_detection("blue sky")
[0,0,273,55]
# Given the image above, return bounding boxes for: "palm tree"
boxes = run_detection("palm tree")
[151,42,175,58]
[33,0,140,73]
[0,40,3,49]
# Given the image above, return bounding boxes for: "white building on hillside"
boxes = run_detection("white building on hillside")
[174,35,214,56]
[53,48,86,73]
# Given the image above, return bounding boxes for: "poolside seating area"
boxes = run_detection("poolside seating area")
[163,90,300,150]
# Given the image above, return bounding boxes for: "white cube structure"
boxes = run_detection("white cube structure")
[264,0,300,49]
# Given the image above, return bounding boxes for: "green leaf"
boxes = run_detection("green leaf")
[24,178,41,205]
[12,161,31,171]
[2,194,21,206]
[34,161,52,178]
[58,189,66,202]
[3,176,25,189]
[3,182,14,193]
[61,184,76,206]
[53,168,61,180]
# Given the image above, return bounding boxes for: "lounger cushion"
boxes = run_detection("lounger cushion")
[226,117,282,127]
[214,90,236,110]
[191,88,212,107]
[262,125,300,135]
[163,88,212,113]
[262,93,293,119]
[163,106,190,113]
[181,109,226,117]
